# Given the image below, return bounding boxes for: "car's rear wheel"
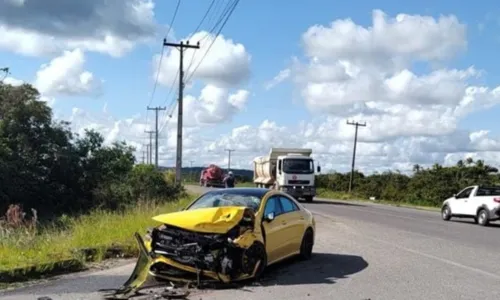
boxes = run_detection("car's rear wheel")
[477,209,489,226]
[441,205,451,221]
[299,228,314,260]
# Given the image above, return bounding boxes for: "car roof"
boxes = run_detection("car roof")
[204,187,271,198]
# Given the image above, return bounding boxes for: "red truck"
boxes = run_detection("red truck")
[199,164,224,187]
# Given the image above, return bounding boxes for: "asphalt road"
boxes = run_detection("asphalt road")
[2,185,500,300]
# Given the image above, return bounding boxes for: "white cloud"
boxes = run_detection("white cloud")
[22,8,500,175]
[265,68,291,90]
[34,49,103,97]
[3,76,24,86]
[0,0,159,57]
[156,31,251,89]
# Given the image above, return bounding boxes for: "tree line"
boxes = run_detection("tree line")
[316,158,500,206]
[0,82,183,220]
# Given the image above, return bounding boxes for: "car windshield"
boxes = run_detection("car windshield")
[187,192,262,212]
[283,159,314,174]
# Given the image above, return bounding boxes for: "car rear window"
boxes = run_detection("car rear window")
[476,187,500,196]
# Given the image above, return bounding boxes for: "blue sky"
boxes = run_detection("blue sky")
[3,0,500,171]
[4,0,500,132]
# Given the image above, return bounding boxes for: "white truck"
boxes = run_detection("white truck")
[253,148,320,202]
[441,185,500,226]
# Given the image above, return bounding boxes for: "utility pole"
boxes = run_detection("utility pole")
[347,120,366,193]
[163,38,200,184]
[145,130,155,165]
[141,149,146,164]
[189,160,194,168]
[147,107,166,168]
[146,144,150,164]
[225,149,235,172]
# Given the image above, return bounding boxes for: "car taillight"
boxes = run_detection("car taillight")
[493,197,500,203]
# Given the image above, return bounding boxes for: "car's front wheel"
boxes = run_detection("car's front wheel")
[299,228,314,260]
[441,205,452,221]
[243,242,267,279]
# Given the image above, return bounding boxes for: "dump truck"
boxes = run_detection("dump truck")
[253,148,320,202]
[200,164,224,187]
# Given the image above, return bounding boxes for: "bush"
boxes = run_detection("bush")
[316,159,500,207]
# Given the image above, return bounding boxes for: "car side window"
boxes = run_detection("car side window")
[264,196,283,216]
[280,196,299,214]
[456,187,473,199]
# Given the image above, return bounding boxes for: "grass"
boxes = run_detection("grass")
[0,195,194,282]
[316,188,440,212]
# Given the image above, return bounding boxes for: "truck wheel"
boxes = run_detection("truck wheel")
[305,196,313,203]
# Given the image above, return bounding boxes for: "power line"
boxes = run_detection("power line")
[157,0,236,136]
[163,39,200,184]
[184,0,240,83]
[225,148,235,172]
[146,0,181,130]
[147,106,167,168]
[347,120,366,193]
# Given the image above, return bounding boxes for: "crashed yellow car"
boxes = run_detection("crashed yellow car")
[115,187,316,295]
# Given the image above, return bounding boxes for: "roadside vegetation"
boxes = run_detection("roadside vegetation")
[316,159,500,207]
[0,82,191,283]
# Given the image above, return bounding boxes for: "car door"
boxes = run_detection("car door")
[261,195,286,264]
[278,195,304,255]
[453,187,474,215]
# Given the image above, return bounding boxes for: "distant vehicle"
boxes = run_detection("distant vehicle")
[441,185,500,226]
[110,188,316,296]
[199,164,224,187]
[253,148,320,202]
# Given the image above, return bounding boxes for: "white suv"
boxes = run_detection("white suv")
[441,185,500,226]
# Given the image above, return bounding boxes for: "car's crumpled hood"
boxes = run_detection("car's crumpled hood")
[152,206,250,234]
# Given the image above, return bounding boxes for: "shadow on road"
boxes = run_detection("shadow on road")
[257,252,368,286]
[451,219,500,228]
[306,200,366,207]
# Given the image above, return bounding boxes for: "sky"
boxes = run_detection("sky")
[2,0,500,174]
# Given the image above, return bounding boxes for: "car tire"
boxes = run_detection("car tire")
[304,196,313,203]
[246,242,267,279]
[477,209,489,226]
[299,228,314,260]
[441,205,452,221]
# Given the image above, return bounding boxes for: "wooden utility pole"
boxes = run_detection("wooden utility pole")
[347,120,366,193]
[144,130,155,165]
[147,107,166,168]
[146,144,150,164]
[141,149,146,164]
[163,38,200,183]
[225,149,235,172]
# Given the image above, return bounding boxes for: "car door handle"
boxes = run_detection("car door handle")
[281,221,287,225]
[299,216,305,220]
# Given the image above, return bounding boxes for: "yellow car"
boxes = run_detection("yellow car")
[112,187,316,297]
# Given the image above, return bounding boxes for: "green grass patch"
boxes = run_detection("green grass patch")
[0,196,194,283]
[316,188,440,212]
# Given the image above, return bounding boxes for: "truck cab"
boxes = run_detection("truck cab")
[276,153,319,202]
[253,148,320,202]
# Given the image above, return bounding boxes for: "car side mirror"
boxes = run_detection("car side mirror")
[452,194,457,198]
[317,166,321,173]
[264,212,275,222]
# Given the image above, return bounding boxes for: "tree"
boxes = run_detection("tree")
[0,82,182,218]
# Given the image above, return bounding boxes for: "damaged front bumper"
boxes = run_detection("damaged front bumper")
[108,226,265,298]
